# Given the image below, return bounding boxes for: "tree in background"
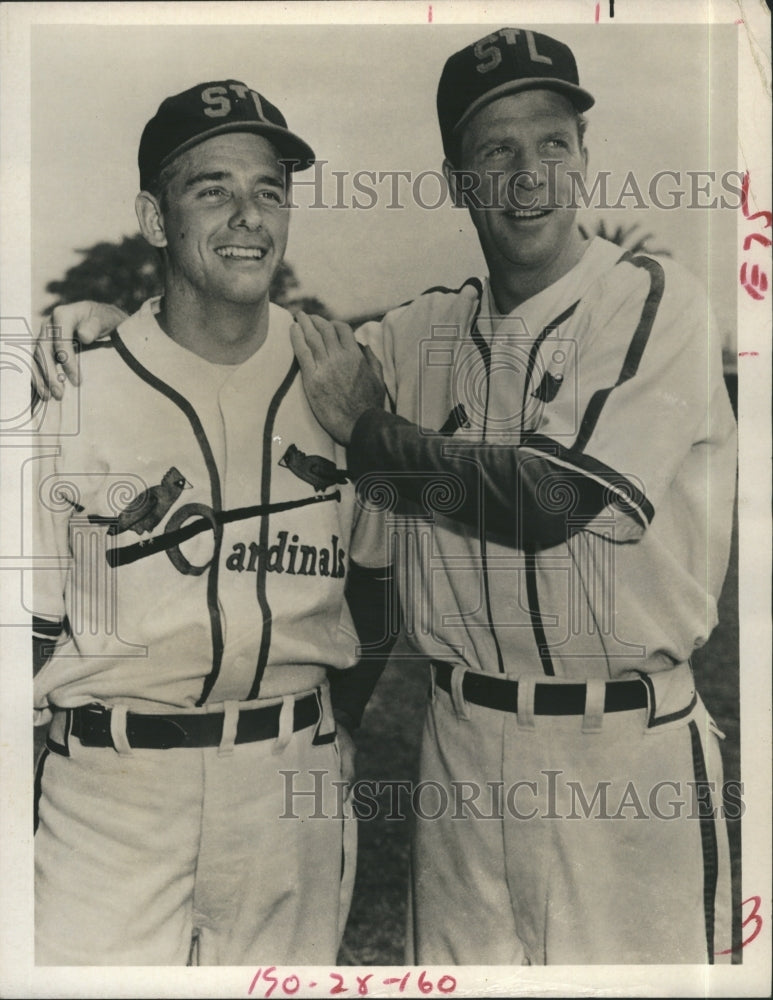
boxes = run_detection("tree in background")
[43,233,332,319]
[577,219,672,257]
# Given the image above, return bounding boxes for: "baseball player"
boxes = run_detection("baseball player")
[35,30,738,967]
[31,80,388,966]
[290,29,738,965]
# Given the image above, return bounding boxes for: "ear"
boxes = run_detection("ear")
[443,158,466,209]
[135,191,167,248]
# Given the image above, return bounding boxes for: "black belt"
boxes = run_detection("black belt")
[432,660,648,715]
[64,693,321,750]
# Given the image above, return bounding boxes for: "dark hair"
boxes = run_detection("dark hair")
[142,157,182,213]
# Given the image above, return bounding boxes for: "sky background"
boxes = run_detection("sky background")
[32,22,738,339]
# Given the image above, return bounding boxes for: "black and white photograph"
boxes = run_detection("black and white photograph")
[0,1,770,997]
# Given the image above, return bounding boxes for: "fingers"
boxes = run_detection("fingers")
[34,318,68,400]
[361,344,384,381]
[295,312,358,360]
[32,339,52,402]
[289,321,316,371]
[293,311,329,361]
[331,320,357,351]
[306,313,344,354]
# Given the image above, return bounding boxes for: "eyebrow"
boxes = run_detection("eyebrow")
[184,170,285,190]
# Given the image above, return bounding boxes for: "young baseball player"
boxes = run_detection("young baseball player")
[290,29,737,965]
[35,30,738,967]
[31,80,388,966]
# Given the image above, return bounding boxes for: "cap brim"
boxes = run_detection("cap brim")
[159,121,316,174]
[454,78,595,135]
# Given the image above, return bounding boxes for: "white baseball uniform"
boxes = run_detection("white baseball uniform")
[31,297,385,965]
[352,236,737,964]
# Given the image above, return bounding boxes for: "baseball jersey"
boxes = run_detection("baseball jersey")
[352,236,737,680]
[31,297,386,719]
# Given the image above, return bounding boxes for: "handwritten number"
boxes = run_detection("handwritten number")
[262,967,279,998]
[329,972,348,994]
[716,895,764,955]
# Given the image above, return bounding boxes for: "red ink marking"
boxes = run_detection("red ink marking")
[419,970,438,994]
[428,5,432,22]
[438,976,457,995]
[248,969,263,996]
[595,3,600,21]
[735,18,743,24]
[716,895,763,954]
[329,972,348,994]
[741,172,773,227]
[356,974,373,996]
[263,967,279,998]
[741,262,769,300]
[308,985,317,990]
[382,974,410,992]
[744,232,773,251]
[282,975,300,995]
[738,351,759,357]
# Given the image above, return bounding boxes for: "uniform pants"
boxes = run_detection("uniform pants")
[34,694,356,966]
[407,670,732,965]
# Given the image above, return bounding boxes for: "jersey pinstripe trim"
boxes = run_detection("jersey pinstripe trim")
[520,299,580,439]
[247,358,301,701]
[391,276,484,313]
[519,432,654,529]
[467,287,507,674]
[638,672,698,726]
[573,254,666,454]
[688,718,719,963]
[110,330,226,705]
[520,301,580,677]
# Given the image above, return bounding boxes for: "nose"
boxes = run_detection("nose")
[229,194,264,231]
[506,149,546,209]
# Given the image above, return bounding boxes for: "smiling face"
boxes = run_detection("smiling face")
[145,131,290,308]
[448,89,588,289]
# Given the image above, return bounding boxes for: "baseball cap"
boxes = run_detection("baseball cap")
[138,80,315,190]
[437,28,595,160]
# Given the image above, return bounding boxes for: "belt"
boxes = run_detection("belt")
[65,693,321,750]
[432,660,648,715]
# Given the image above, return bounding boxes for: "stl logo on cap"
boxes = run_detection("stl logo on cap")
[138,79,315,190]
[436,28,594,161]
[200,82,267,120]
[473,28,554,74]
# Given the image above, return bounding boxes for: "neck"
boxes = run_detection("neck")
[489,232,588,316]
[157,285,270,364]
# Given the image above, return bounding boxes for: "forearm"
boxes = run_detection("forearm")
[329,561,400,731]
[347,409,616,549]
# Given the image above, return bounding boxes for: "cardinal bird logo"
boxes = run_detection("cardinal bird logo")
[107,467,192,535]
[279,445,349,492]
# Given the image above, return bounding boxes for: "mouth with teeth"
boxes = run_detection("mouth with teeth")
[505,208,552,220]
[215,245,269,260]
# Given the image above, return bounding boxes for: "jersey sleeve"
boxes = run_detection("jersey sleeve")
[353,317,398,415]
[346,257,735,553]
[520,255,737,542]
